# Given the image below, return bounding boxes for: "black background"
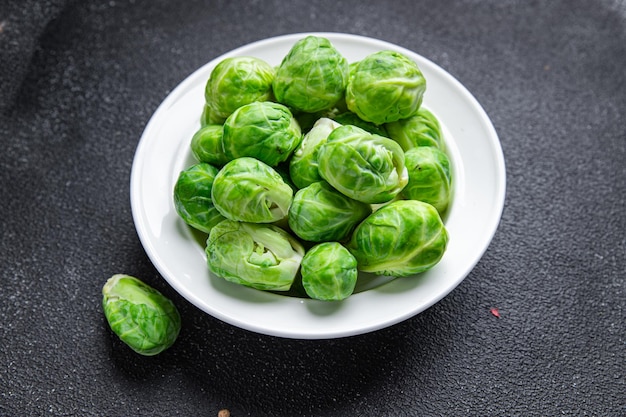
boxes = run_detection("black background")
[1,1,624,416]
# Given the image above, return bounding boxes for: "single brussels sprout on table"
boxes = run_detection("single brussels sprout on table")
[386,107,444,150]
[190,124,230,167]
[347,200,448,277]
[222,101,302,167]
[102,274,181,356]
[204,56,275,123]
[346,50,426,125]
[403,146,452,215]
[206,220,305,291]
[211,157,293,223]
[173,163,226,234]
[273,35,349,113]
[317,124,408,204]
[288,117,341,189]
[288,181,372,242]
[301,242,358,301]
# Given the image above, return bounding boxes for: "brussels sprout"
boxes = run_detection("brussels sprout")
[102,274,181,356]
[211,157,293,223]
[206,220,305,291]
[331,111,389,137]
[289,117,341,189]
[200,103,223,126]
[190,124,230,167]
[204,56,275,122]
[317,124,408,204]
[348,60,359,77]
[174,163,226,234]
[346,50,426,125]
[301,242,358,301]
[385,108,444,150]
[273,35,349,113]
[288,181,371,242]
[347,200,448,277]
[222,101,302,167]
[403,146,452,215]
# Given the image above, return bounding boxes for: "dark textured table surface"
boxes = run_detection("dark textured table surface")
[1,1,624,416]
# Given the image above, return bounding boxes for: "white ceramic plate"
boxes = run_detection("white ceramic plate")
[130,32,506,339]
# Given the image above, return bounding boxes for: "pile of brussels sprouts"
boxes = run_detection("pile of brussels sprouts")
[173,36,452,302]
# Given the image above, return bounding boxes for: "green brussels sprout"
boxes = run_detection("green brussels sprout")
[102,274,181,356]
[317,124,408,204]
[301,242,358,301]
[331,111,389,137]
[206,220,305,291]
[403,146,452,215]
[204,56,275,122]
[222,101,302,167]
[190,124,230,167]
[211,157,293,223]
[347,200,448,277]
[200,103,224,126]
[288,181,372,242]
[348,60,359,77]
[173,163,226,234]
[273,35,349,113]
[288,117,341,189]
[346,50,426,125]
[385,108,443,150]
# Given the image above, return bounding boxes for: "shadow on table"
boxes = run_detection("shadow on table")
[173,298,456,415]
